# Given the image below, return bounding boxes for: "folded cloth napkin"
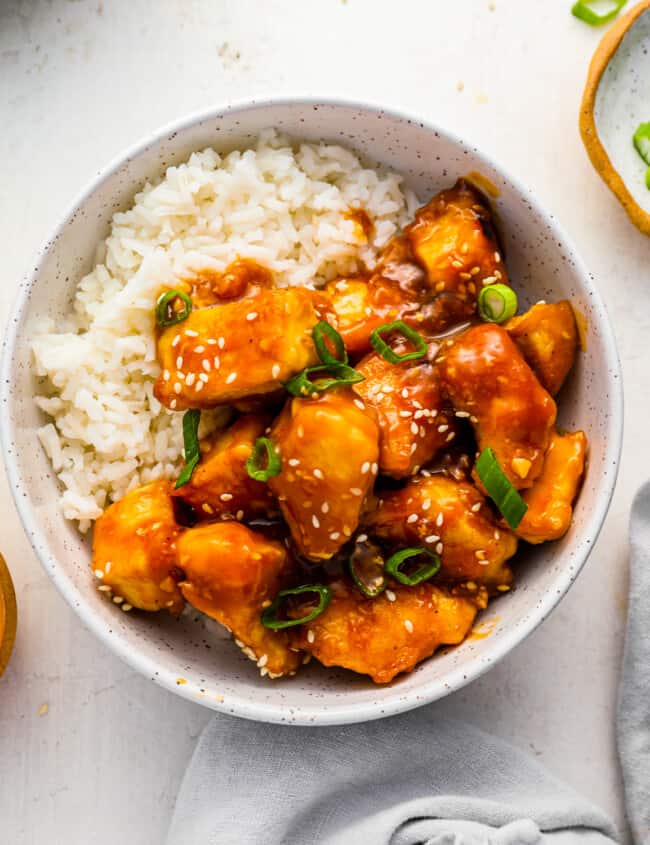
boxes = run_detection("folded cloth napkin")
[618,481,650,844]
[166,711,617,845]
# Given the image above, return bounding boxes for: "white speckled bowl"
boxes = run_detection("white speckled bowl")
[0,99,623,724]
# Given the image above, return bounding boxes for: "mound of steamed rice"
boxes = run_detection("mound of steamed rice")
[32,131,417,531]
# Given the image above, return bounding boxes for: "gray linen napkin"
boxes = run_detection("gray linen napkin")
[618,481,650,844]
[165,711,617,844]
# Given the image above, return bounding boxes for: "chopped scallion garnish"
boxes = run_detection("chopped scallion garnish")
[384,547,441,586]
[475,446,528,530]
[633,122,650,189]
[284,363,364,397]
[369,321,427,364]
[156,289,192,327]
[246,437,282,482]
[349,541,387,598]
[477,284,518,324]
[174,409,201,489]
[313,321,348,367]
[260,584,332,630]
[571,0,627,25]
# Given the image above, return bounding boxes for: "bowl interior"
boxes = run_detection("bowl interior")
[1,101,622,724]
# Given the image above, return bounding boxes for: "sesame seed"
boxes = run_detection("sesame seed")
[170,399,177,409]
[186,373,196,386]
[475,549,487,559]
[471,502,482,513]
[257,654,268,667]
[455,410,470,418]
[195,381,204,392]
[163,369,170,381]
[446,432,455,442]
[105,561,112,574]
[217,337,225,349]
[451,260,463,269]
[438,424,449,433]
[386,589,396,602]
[371,463,378,474]
[470,415,479,424]
[113,595,123,603]
[171,335,181,348]
[494,530,501,540]
[350,487,363,496]
[404,619,414,633]
[185,329,199,337]
[225,372,237,384]
[220,493,233,502]
[176,356,183,369]
[497,584,510,592]
[494,251,501,263]
[199,373,209,383]
[361,461,370,474]
[410,421,419,435]
[470,266,481,276]
[173,383,181,394]
[435,542,443,555]
[121,604,133,612]
[357,533,368,542]
[322,502,330,514]
[329,532,340,540]
[399,410,412,418]
[288,458,300,467]
[272,364,281,379]
[425,534,439,543]
[307,629,315,644]
[236,510,244,520]
[312,515,320,528]
[202,359,211,372]
[297,425,304,438]
[407,513,418,524]
[207,338,217,345]
[247,312,258,321]
[436,512,444,527]
[401,388,409,399]
[376,393,384,402]
[213,356,220,369]
[202,503,214,514]
[94,569,104,579]
[422,498,431,510]
[313,468,324,480]
[353,399,365,411]
[195,345,205,353]
[97,585,112,593]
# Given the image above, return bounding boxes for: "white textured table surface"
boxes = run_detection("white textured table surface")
[1,1,647,842]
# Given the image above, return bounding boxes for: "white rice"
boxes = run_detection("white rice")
[32,130,417,531]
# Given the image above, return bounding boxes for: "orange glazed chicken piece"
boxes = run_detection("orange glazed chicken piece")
[173,414,276,521]
[177,522,301,678]
[404,178,509,311]
[368,474,517,590]
[354,350,458,478]
[290,578,480,684]
[92,480,183,613]
[438,323,556,490]
[269,390,380,560]
[505,300,579,396]
[154,287,332,410]
[516,430,587,544]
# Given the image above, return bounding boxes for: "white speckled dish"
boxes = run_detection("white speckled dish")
[580,0,650,235]
[0,99,623,724]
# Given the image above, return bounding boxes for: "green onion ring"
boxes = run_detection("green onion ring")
[571,0,627,26]
[246,437,282,482]
[284,363,364,397]
[384,547,441,586]
[349,542,387,599]
[156,289,193,327]
[174,409,201,489]
[477,283,518,324]
[313,321,348,366]
[260,584,332,630]
[475,446,528,530]
[369,320,427,364]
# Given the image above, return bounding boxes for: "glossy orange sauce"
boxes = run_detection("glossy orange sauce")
[185,259,274,309]
[468,615,501,641]
[574,307,588,352]
[344,208,374,242]
[465,171,500,199]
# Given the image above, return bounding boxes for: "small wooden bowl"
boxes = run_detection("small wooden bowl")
[580,0,650,235]
[0,555,17,678]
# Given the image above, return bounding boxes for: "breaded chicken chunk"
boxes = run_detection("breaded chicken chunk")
[516,430,587,544]
[290,578,480,683]
[354,350,458,478]
[368,474,517,590]
[177,522,301,678]
[173,414,277,521]
[505,301,579,396]
[438,323,556,489]
[92,480,183,613]
[154,288,332,410]
[404,179,509,311]
[269,390,380,560]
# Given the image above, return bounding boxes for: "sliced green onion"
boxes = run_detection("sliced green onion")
[369,321,427,364]
[313,321,348,366]
[156,289,192,327]
[477,284,518,324]
[633,122,650,164]
[174,409,201,489]
[571,0,626,25]
[384,547,441,586]
[349,541,387,598]
[246,437,281,482]
[260,584,332,630]
[284,363,364,397]
[475,446,528,530]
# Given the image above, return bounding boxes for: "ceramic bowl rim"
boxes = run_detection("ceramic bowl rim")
[0,96,624,724]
